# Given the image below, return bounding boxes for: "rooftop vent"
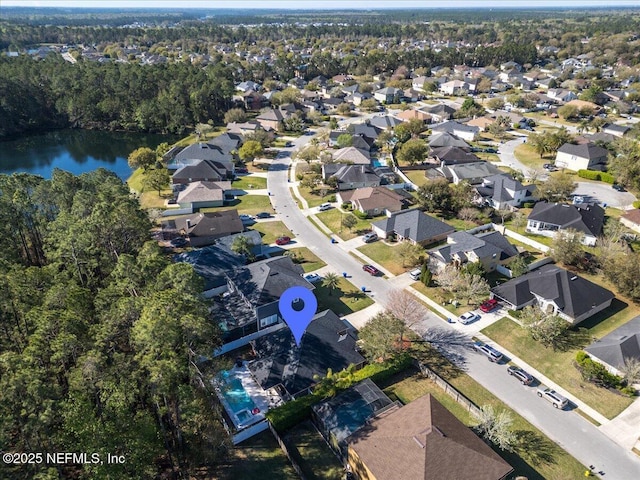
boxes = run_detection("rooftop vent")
[413,436,425,449]
[570,276,578,281]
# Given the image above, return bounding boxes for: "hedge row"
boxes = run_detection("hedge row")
[266,354,413,432]
[577,169,616,184]
[575,351,634,396]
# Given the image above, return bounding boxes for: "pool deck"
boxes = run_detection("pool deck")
[215,364,284,431]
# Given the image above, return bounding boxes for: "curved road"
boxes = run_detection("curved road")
[267,135,640,479]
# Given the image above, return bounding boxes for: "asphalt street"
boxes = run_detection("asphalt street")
[268,133,640,479]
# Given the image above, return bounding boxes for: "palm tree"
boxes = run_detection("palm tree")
[322,272,341,296]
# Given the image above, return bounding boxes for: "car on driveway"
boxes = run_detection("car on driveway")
[479,298,499,313]
[318,203,332,212]
[458,311,480,325]
[275,236,291,245]
[612,183,626,192]
[362,264,381,276]
[255,212,271,219]
[304,273,322,283]
[473,342,504,363]
[484,147,498,153]
[362,232,378,243]
[537,388,568,409]
[239,214,254,222]
[409,268,422,281]
[507,365,535,385]
[543,163,559,172]
[235,167,249,174]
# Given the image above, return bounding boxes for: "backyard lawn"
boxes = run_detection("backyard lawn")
[315,208,377,241]
[201,194,273,216]
[213,429,298,480]
[314,277,374,316]
[232,175,268,190]
[381,362,586,480]
[282,421,344,480]
[482,308,636,420]
[411,281,481,318]
[286,247,327,273]
[250,220,294,244]
[127,168,172,210]
[357,241,419,275]
[404,170,430,187]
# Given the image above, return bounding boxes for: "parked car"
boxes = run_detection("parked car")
[275,236,291,245]
[362,232,378,243]
[479,298,499,313]
[409,268,422,281]
[235,167,249,174]
[473,342,504,363]
[507,365,535,385]
[612,183,626,192]
[255,212,271,219]
[304,273,322,283]
[285,141,293,147]
[170,237,188,247]
[537,388,568,409]
[543,163,559,172]
[458,312,480,325]
[239,214,254,222]
[318,203,332,211]
[362,264,381,276]
[484,147,498,154]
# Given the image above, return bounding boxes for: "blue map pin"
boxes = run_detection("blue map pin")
[279,286,317,347]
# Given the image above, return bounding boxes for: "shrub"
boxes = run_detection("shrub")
[577,170,615,184]
[620,385,636,397]
[341,202,351,210]
[522,201,536,208]
[507,309,522,319]
[575,350,589,364]
[327,194,337,203]
[353,210,368,220]
[633,200,640,209]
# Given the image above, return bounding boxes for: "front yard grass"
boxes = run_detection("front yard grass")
[282,421,344,480]
[514,143,548,171]
[481,310,636,420]
[213,429,298,480]
[411,281,471,318]
[298,186,333,209]
[201,194,273,216]
[314,277,374,316]
[250,221,294,244]
[232,175,268,190]
[315,208,376,241]
[357,241,417,275]
[381,361,586,480]
[404,170,431,187]
[286,247,327,273]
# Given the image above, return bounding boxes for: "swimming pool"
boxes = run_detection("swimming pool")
[372,159,386,168]
[220,377,257,415]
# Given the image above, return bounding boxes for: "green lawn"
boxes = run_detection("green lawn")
[482,311,635,420]
[315,208,377,241]
[250,221,294,244]
[411,281,471,318]
[127,167,172,209]
[286,247,327,273]
[357,241,420,275]
[282,421,343,480]
[514,143,549,171]
[232,175,268,190]
[201,194,273,216]
[437,215,478,232]
[314,277,374,316]
[298,186,334,209]
[404,170,430,187]
[213,429,298,480]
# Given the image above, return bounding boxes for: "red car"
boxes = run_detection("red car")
[362,264,381,276]
[479,298,499,313]
[275,236,291,245]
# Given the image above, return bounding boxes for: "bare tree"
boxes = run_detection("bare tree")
[619,357,640,385]
[473,405,517,452]
[386,290,426,327]
[457,274,490,306]
[435,266,464,293]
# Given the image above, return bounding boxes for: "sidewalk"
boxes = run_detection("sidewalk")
[599,397,640,450]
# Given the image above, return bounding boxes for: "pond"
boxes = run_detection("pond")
[0,129,177,180]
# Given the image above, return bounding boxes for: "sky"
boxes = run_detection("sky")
[2,0,640,9]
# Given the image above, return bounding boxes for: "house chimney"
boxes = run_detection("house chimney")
[186,219,192,229]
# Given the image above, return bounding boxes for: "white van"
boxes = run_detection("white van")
[318,203,332,211]
[409,268,422,281]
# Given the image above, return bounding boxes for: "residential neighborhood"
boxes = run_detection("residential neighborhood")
[4,3,640,480]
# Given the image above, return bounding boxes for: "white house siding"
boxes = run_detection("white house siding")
[555,151,590,171]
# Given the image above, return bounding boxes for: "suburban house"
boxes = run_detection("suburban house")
[424,104,456,122]
[337,187,406,217]
[176,180,232,210]
[351,123,381,141]
[322,164,380,190]
[256,108,285,131]
[602,123,630,137]
[395,108,431,124]
[430,146,480,166]
[435,161,503,185]
[172,159,233,185]
[428,230,519,273]
[431,121,479,142]
[162,210,244,248]
[213,256,315,344]
[374,87,402,103]
[585,316,640,376]
[473,174,537,210]
[491,264,614,325]
[371,209,455,246]
[428,132,470,149]
[620,209,640,234]
[331,146,371,165]
[439,79,478,96]
[247,309,365,399]
[554,142,609,171]
[526,201,605,246]
[170,142,234,170]
[346,394,513,480]
[466,116,495,131]
[547,88,577,103]
[369,115,402,130]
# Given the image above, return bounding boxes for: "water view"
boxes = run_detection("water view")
[0,129,176,180]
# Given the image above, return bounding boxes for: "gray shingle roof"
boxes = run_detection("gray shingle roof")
[557,142,608,159]
[585,316,640,370]
[323,164,380,185]
[172,159,231,182]
[174,245,245,291]
[430,230,518,264]
[176,181,230,204]
[373,209,454,243]
[528,202,604,238]
[491,264,614,320]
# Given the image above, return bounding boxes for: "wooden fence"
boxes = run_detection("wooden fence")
[268,421,307,480]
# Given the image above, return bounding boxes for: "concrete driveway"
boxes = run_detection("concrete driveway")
[572,181,636,209]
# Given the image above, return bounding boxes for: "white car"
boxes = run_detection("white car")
[458,312,480,325]
[318,203,332,211]
[239,214,254,222]
[304,273,322,283]
[409,268,422,281]
[537,388,568,409]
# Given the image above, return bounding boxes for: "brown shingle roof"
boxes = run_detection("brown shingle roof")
[340,187,404,212]
[347,394,513,480]
[622,209,640,226]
